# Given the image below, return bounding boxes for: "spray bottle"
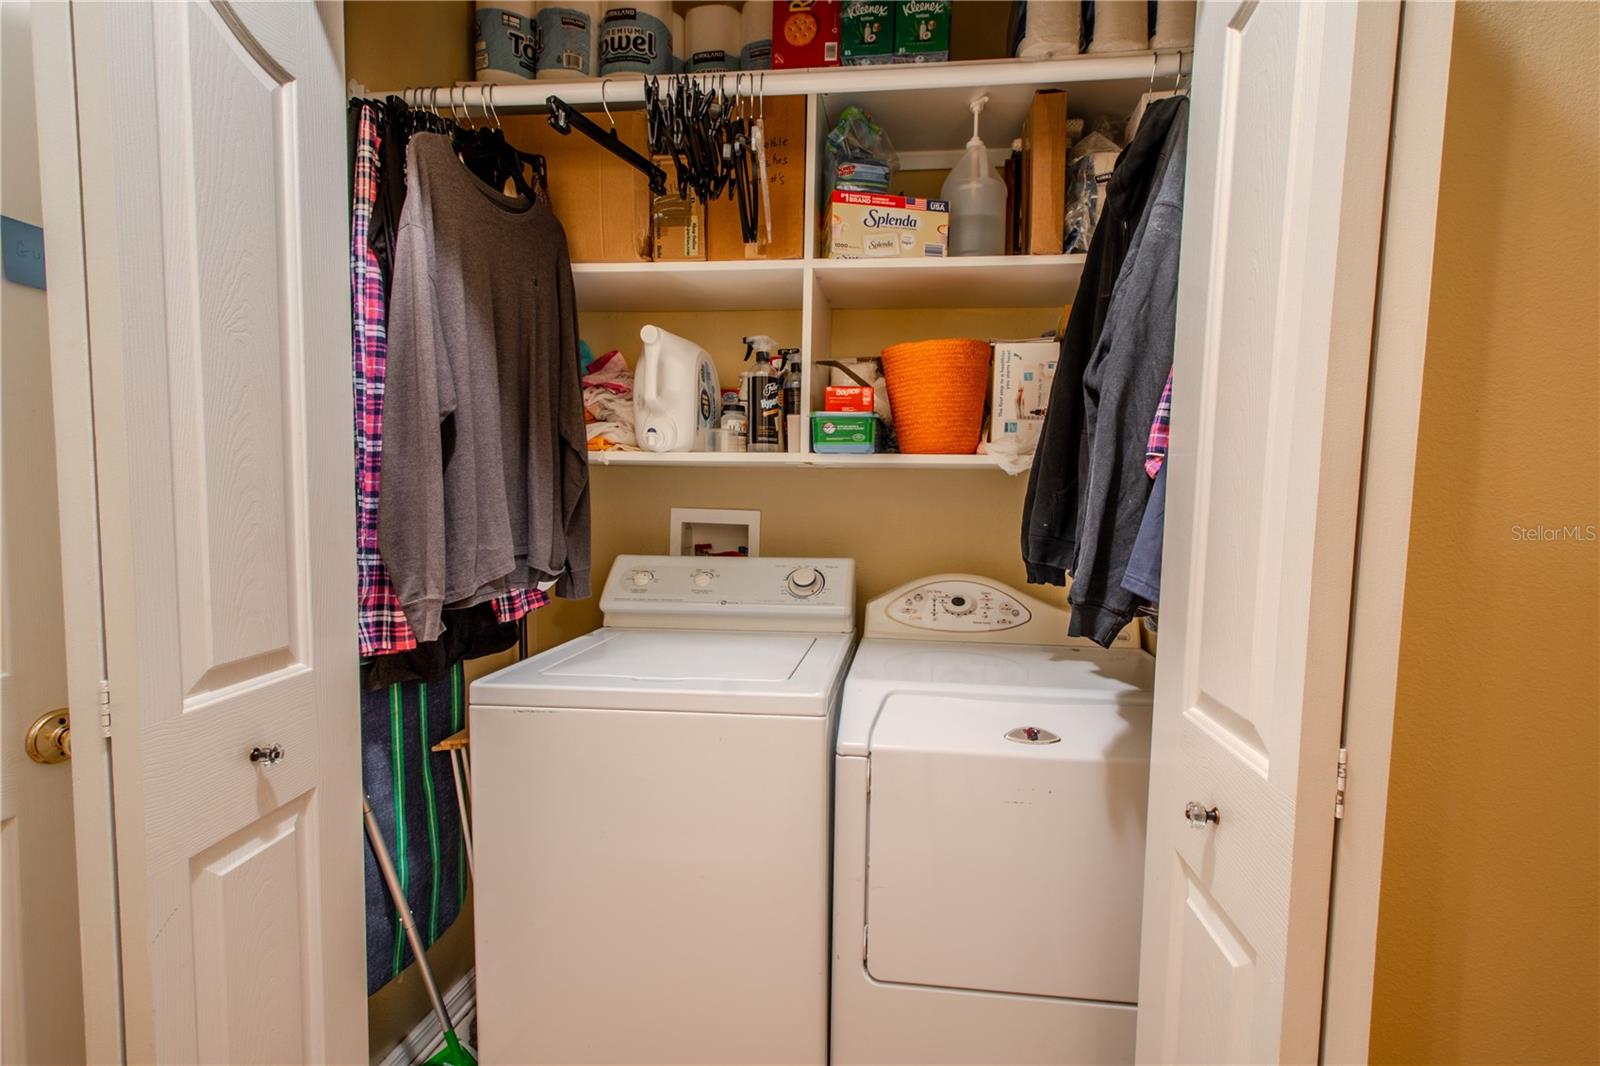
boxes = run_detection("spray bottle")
[743,335,786,452]
[941,95,1006,257]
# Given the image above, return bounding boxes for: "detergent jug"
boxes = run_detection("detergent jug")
[635,325,721,452]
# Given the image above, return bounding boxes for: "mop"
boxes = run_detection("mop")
[363,799,478,1066]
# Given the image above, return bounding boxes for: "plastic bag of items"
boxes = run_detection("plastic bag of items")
[1064,130,1122,254]
[824,106,899,198]
[583,349,640,451]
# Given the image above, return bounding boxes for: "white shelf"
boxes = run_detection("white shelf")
[572,260,804,310]
[588,450,1013,471]
[813,255,1084,309]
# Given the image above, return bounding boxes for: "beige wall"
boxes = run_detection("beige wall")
[1370,4,1600,1063]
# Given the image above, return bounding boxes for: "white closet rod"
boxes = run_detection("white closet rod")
[363,51,1191,112]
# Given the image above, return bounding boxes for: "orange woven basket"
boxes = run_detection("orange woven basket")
[880,338,992,454]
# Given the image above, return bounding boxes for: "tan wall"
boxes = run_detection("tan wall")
[1370,4,1600,1063]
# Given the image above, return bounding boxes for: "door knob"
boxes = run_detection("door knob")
[1184,801,1219,828]
[250,744,285,765]
[25,709,71,764]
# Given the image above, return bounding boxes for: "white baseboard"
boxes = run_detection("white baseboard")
[375,969,477,1066]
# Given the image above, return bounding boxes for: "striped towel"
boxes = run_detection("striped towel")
[361,664,469,994]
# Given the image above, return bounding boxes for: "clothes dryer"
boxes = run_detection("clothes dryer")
[833,575,1153,1065]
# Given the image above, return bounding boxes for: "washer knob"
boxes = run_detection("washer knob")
[692,570,713,588]
[630,569,655,588]
[786,566,824,598]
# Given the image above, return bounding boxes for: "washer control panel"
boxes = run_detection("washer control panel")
[602,555,855,633]
[886,579,1032,633]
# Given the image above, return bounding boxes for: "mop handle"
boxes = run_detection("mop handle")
[363,798,454,1033]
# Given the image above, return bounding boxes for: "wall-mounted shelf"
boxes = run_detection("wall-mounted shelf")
[572,260,805,310]
[812,254,1084,309]
[587,450,1011,470]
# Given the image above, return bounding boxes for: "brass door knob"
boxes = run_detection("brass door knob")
[25,709,71,764]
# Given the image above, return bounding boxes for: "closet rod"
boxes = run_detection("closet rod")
[366,51,1192,114]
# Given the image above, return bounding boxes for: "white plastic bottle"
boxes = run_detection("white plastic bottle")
[941,95,1007,257]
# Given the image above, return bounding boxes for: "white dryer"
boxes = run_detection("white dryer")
[832,575,1154,1065]
[471,555,855,1065]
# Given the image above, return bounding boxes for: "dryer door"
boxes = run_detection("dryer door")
[865,693,1151,1003]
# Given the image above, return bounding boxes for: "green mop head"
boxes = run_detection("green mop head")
[424,1029,476,1066]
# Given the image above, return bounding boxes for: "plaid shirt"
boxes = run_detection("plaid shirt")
[1145,369,1172,479]
[352,105,545,656]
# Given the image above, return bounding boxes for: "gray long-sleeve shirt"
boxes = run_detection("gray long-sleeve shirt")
[1068,100,1188,646]
[380,133,590,642]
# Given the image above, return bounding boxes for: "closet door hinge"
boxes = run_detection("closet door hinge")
[98,680,112,738]
[1334,747,1348,820]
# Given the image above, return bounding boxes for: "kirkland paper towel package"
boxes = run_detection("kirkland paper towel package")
[773,0,840,67]
[475,5,539,81]
[535,3,597,78]
[598,3,672,75]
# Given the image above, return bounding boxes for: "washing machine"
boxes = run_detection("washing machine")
[471,554,855,1065]
[832,575,1154,1065]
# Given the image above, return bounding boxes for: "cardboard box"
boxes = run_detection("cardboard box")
[827,191,948,258]
[651,156,706,261]
[841,1,895,65]
[773,1,841,68]
[706,95,807,260]
[1020,89,1068,255]
[502,109,650,262]
[894,0,949,62]
[990,339,1059,449]
[824,385,874,412]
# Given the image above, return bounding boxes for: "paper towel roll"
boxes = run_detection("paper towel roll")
[671,11,686,72]
[1016,0,1080,58]
[740,1,774,69]
[475,3,539,81]
[1086,0,1147,53]
[599,2,673,75]
[1150,0,1196,49]
[534,1,598,79]
[686,3,742,72]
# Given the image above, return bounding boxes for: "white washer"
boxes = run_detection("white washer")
[832,575,1154,1065]
[471,555,855,1065]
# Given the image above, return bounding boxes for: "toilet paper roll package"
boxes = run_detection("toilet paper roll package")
[686,3,742,71]
[474,3,539,81]
[534,2,597,78]
[740,0,774,68]
[599,2,672,75]
[1086,0,1147,53]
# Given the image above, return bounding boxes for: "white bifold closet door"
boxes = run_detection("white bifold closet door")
[1137,1,1400,1063]
[33,1,366,1062]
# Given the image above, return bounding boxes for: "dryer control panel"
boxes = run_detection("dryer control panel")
[867,574,1139,647]
[601,555,855,633]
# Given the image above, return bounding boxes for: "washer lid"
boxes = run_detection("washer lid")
[471,629,856,716]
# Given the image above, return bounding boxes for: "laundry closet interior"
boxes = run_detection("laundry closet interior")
[22,0,1433,1062]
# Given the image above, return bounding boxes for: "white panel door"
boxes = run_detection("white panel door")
[1136,2,1399,1062]
[38,2,365,1062]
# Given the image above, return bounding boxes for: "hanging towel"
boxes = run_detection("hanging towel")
[362,665,470,994]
